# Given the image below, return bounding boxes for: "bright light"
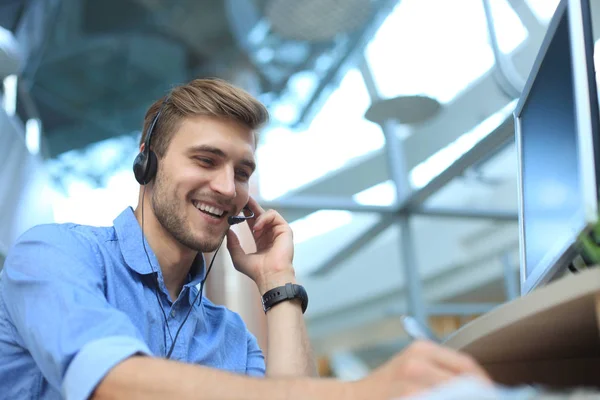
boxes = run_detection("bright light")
[289,71,318,101]
[25,118,41,155]
[271,102,298,124]
[353,180,396,206]
[290,210,353,244]
[255,47,274,63]
[2,74,17,116]
[52,170,138,226]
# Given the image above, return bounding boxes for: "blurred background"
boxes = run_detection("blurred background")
[0,0,580,379]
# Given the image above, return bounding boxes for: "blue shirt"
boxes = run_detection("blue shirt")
[0,207,265,400]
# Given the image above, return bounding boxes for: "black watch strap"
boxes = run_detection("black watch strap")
[261,283,308,314]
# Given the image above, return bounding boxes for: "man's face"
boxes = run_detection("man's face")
[150,115,256,252]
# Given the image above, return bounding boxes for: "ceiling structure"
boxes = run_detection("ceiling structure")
[3,0,397,159]
[2,0,576,375]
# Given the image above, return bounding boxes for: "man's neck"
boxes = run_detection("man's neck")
[134,206,196,302]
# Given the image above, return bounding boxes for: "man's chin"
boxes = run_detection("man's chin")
[192,232,227,253]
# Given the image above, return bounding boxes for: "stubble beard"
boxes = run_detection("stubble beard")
[151,168,224,253]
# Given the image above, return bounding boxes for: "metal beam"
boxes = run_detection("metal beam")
[265,198,518,222]
[310,217,394,277]
[261,196,397,215]
[508,0,546,39]
[398,215,427,326]
[359,55,427,325]
[359,57,412,202]
[412,206,518,222]
[304,56,420,281]
[482,0,524,99]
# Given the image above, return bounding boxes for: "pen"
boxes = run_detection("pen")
[401,315,440,343]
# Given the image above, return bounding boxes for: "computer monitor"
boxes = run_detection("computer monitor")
[515,0,600,295]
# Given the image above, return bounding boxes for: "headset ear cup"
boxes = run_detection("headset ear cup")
[133,152,148,185]
[145,150,158,183]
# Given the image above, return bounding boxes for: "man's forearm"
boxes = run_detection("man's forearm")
[93,356,352,400]
[265,298,317,377]
[257,269,317,378]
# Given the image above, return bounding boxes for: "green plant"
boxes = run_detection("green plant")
[578,219,600,266]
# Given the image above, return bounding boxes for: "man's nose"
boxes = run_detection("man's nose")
[210,167,236,198]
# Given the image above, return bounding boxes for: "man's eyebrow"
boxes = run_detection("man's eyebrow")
[188,145,226,158]
[188,145,256,172]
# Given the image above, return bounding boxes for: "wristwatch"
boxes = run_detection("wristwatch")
[261,283,308,314]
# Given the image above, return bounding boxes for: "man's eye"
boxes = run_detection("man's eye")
[196,157,214,166]
[236,170,250,180]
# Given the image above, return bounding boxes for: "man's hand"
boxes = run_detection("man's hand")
[354,340,492,399]
[226,196,295,294]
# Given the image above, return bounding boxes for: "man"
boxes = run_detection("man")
[0,78,489,399]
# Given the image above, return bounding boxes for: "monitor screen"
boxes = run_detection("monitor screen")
[519,4,583,281]
[516,0,600,294]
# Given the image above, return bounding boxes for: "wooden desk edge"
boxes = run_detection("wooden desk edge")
[444,268,600,352]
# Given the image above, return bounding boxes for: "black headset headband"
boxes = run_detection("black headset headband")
[143,97,170,154]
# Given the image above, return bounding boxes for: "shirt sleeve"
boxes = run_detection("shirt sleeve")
[0,224,153,400]
[245,329,266,377]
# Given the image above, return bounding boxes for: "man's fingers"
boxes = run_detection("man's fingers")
[407,341,491,382]
[226,230,246,259]
[402,358,458,388]
[253,210,282,233]
[243,197,288,235]
[435,351,490,382]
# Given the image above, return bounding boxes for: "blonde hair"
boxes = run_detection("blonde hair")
[140,78,269,157]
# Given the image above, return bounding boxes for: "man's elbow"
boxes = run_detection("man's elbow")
[91,356,146,399]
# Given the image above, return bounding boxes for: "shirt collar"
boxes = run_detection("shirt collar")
[114,207,205,283]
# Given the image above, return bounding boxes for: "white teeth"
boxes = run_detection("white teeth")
[194,201,224,216]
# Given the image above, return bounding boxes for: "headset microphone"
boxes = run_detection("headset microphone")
[228,207,254,225]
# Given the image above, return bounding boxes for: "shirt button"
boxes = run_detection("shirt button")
[170,309,176,318]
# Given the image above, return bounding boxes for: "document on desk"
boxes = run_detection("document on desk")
[395,376,539,400]
[396,377,600,399]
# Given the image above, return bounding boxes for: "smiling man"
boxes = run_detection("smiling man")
[0,78,490,400]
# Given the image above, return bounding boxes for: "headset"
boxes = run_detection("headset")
[133,98,167,185]
[133,96,254,358]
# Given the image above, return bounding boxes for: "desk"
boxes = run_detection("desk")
[444,268,600,388]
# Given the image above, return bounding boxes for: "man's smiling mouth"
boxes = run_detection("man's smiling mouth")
[192,200,226,219]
